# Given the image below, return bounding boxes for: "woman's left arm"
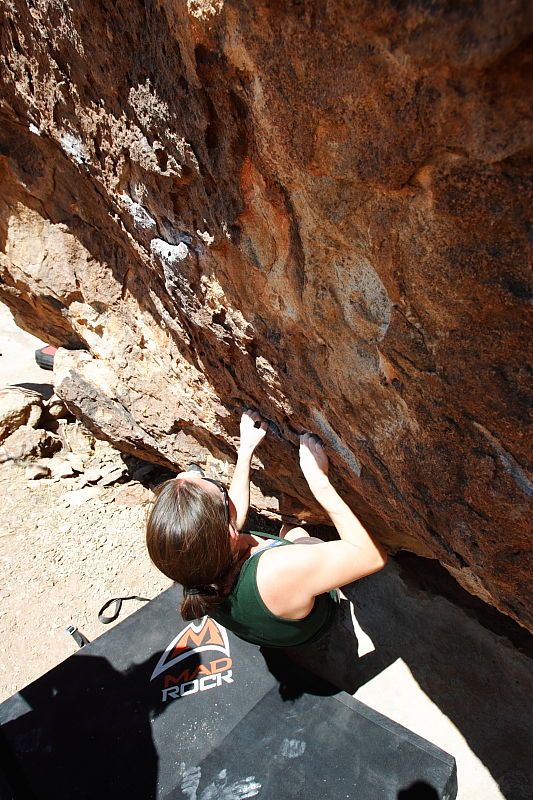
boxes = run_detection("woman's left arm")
[229,411,268,530]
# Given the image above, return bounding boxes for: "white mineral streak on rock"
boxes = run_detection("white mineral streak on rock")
[200,274,225,300]
[60,132,90,165]
[197,229,215,245]
[255,355,281,391]
[128,134,182,176]
[281,738,307,758]
[187,0,224,21]
[130,182,148,203]
[119,194,156,230]
[311,407,362,477]
[150,238,189,265]
[29,123,41,136]
[151,239,191,296]
[128,79,169,126]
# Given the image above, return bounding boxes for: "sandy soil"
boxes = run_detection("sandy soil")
[0,304,170,700]
[0,458,171,700]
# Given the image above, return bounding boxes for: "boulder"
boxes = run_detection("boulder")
[0,389,42,442]
[0,427,61,462]
[44,394,69,420]
[0,1,530,629]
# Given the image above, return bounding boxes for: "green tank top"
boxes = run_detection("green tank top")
[210,531,337,648]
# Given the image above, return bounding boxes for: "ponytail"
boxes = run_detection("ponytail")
[146,478,241,620]
[181,584,223,621]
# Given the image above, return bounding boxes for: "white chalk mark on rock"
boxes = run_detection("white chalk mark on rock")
[150,238,190,265]
[187,0,224,21]
[119,195,156,230]
[197,229,215,245]
[60,132,90,165]
[281,738,306,758]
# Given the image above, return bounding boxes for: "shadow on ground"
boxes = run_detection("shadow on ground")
[270,556,532,800]
[0,651,170,800]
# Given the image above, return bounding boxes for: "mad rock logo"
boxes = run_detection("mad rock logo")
[151,617,234,702]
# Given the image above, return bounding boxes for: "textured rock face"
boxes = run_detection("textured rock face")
[0,2,531,628]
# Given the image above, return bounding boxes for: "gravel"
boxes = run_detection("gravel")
[0,457,171,701]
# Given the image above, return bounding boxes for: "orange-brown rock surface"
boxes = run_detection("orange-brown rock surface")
[0,1,531,628]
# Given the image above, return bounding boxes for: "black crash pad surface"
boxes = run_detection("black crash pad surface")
[0,585,457,799]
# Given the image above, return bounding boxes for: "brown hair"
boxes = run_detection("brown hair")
[146,478,241,620]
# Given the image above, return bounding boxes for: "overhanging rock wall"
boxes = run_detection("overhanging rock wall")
[0,1,531,629]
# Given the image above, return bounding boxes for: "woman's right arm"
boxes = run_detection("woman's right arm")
[299,433,386,551]
[276,434,387,599]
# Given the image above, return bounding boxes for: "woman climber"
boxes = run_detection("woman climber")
[146,410,387,648]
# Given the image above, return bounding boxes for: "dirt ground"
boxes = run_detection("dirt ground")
[0,304,170,700]
[0,458,171,700]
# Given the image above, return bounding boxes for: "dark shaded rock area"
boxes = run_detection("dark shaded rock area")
[0,1,531,628]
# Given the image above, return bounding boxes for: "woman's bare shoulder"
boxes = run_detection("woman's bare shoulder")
[255,541,327,588]
[254,544,317,619]
[258,539,385,602]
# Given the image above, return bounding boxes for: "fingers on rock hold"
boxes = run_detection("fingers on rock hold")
[244,407,263,423]
[299,431,324,448]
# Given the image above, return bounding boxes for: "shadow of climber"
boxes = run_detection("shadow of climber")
[398,780,440,799]
[261,596,361,698]
[0,648,200,800]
